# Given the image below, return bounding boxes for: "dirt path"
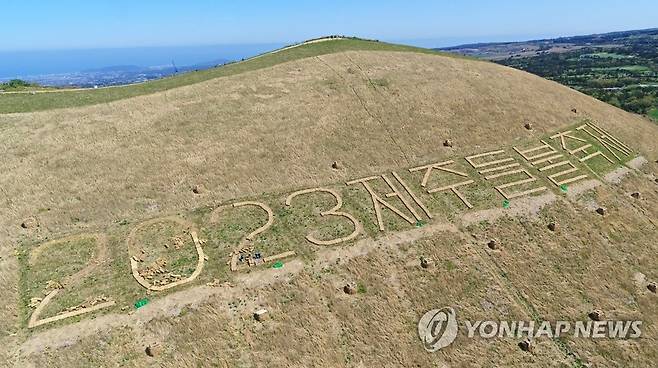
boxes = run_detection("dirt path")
[460,192,557,226]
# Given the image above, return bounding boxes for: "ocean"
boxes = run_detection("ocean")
[0,43,285,80]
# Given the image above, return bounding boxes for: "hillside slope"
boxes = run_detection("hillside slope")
[1,40,658,367]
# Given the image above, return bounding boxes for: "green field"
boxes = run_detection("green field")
[582,52,632,59]
[592,65,652,72]
[649,107,658,121]
[0,38,463,114]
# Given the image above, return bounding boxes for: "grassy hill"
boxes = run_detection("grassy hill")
[1,38,658,367]
[0,38,455,114]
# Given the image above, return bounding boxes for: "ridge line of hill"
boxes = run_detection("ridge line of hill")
[0,37,467,114]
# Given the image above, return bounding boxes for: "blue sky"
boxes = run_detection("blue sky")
[2,0,657,51]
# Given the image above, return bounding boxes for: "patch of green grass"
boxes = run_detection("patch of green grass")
[0,38,470,114]
[21,237,98,322]
[0,79,52,92]
[370,78,390,88]
[649,108,658,121]
[541,121,631,178]
[132,220,198,277]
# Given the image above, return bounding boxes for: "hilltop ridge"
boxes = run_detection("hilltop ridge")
[0,37,459,114]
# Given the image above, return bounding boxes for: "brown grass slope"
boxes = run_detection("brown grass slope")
[1,46,658,367]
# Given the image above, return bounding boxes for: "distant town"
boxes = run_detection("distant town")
[0,59,230,89]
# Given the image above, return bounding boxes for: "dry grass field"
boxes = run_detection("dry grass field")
[1,39,657,367]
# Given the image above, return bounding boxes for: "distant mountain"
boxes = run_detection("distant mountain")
[439,28,658,60]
